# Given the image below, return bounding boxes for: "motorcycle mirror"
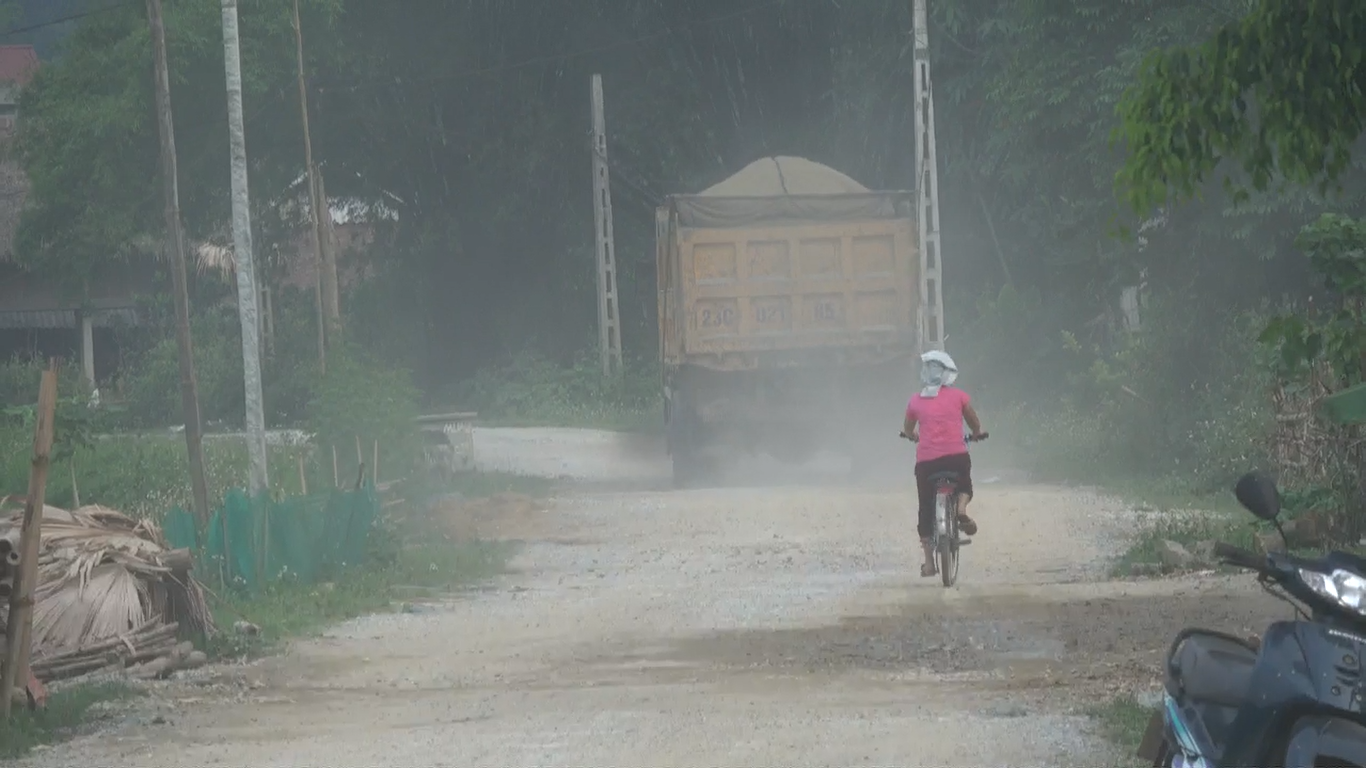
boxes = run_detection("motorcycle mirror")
[1234,471,1281,521]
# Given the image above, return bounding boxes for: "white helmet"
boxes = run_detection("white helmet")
[919,350,958,396]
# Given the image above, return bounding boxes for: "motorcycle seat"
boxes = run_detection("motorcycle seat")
[1169,630,1259,707]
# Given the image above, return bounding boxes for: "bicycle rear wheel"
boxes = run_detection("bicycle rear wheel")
[937,489,959,587]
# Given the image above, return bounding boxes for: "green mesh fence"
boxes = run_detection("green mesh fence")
[164,485,380,592]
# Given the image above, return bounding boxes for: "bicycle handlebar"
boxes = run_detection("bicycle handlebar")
[899,431,989,443]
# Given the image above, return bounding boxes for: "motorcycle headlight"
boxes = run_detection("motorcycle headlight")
[1298,568,1366,615]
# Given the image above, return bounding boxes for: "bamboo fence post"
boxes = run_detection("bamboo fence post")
[1,367,57,720]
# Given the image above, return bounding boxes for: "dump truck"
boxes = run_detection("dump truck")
[657,156,924,485]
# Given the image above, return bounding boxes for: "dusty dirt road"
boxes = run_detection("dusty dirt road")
[20,430,1288,768]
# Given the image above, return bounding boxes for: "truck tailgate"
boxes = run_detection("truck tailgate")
[677,220,917,355]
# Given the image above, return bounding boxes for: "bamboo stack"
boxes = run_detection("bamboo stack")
[0,499,215,683]
[22,622,207,682]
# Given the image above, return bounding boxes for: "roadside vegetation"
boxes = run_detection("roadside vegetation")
[0,682,142,759]
[0,335,552,757]
[456,350,661,433]
[958,223,1366,574]
[203,469,547,659]
[204,537,520,659]
[1091,696,1155,768]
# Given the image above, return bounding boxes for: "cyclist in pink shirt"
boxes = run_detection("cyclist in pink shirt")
[903,351,986,577]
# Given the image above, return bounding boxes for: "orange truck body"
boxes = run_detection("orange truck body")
[655,172,922,484]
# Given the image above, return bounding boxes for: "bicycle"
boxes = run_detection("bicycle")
[898,430,989,587]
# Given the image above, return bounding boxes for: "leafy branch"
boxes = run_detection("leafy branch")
[1260,213,1366,386]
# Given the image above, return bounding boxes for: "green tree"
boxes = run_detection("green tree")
[14,0,1338,408]
[14,0,343,289]
[1116,0,1366,213]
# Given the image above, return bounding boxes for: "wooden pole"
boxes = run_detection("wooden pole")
[297,453,307,495]
[261,284,275,356]
[372,439,379,486]
[314,252,326,375]
[257,499,268,585]
[331,445,339,487]
[316,170,341,333]
[68,458,79,509]
[292,0,335,369]
[147,0,211,524]
[1,368,56,720]
[220,501,232,587]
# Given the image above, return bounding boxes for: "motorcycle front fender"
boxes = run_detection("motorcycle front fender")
[1224,620,1366,766]
[1282,715,1366,767]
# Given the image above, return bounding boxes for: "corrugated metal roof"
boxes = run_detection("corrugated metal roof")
[0,309,71,329]
[0,308,139,329]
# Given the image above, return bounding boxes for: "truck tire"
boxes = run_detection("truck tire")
[667,395,701,488]
[671,449,700,488]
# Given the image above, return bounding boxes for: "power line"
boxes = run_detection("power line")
[5,0,796,208]
[3,0,795,105]
[331,0,793,92]
[0,1,138,39]
[593,143,663,208]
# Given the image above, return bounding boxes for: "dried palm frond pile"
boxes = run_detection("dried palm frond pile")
[0,497,215,682]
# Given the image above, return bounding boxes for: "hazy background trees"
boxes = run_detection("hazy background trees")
[4,0,1365,520]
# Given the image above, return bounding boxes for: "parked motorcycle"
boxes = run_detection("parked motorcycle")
[1136,470,1366,767]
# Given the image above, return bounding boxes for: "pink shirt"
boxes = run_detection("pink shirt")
[905,386,970,463]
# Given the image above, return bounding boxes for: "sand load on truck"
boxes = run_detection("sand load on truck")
[673,155,902,229]
[0,497,214,683]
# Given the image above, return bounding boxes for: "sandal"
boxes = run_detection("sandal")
[920,562,938,577]
[958,514,978,536]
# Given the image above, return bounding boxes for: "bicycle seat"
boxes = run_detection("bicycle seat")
[927,471,960,483]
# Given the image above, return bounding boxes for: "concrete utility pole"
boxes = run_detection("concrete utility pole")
[146,0,210,522]
[589,74,623,378]
[291,0,335,371]
[220,0,268,494]
[911,0,946,352]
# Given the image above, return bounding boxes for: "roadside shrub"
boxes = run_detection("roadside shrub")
[963,289,1275,492]
[949,283,1076,404]
[306,343,422,483]
[1061,295,1272,484]
[459,348,660,430]
[0,424,308,518]
[114,291,325,430]
[118,308,245,429]
[0,356,46,407]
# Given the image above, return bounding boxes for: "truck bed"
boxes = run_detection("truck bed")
[663,219,918,360]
